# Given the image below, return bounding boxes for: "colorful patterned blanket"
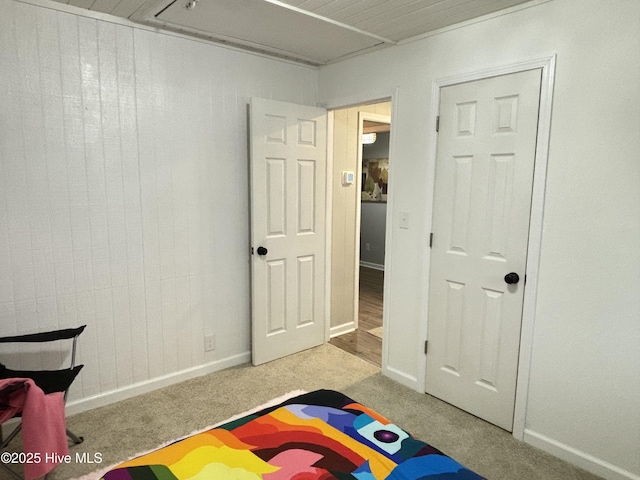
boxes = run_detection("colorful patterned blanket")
[102,389,486,479]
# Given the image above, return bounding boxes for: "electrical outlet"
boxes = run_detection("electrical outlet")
[204,334,215,352]
[365,243,371,251]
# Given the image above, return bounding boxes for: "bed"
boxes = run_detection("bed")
[101,389,486,479]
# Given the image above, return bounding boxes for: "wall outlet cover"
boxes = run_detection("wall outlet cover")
[204,334,215,352]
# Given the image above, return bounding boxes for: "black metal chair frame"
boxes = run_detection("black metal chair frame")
[0,326,86,479]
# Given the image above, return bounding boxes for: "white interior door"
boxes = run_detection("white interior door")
[426,69,542,431]
[250,98,327,366]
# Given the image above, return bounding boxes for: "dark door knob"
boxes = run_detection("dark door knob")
[504,272,520,285]
[257,246,268,256]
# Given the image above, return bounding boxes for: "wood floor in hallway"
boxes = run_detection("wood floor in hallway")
[329,267,383,367]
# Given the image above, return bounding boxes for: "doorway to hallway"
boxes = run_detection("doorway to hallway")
[328,102,391,368]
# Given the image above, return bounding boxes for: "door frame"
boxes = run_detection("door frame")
[420,55,557,440]
[322,89,400,377]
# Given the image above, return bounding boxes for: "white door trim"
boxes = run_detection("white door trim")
[323,88,400,378]
[420,55,557,440]
[325,111,335,342]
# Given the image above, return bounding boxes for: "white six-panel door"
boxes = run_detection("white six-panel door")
[250,98,327,366]
[426,69,542,431]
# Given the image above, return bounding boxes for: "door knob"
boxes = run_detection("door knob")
[256,246,268,256]
[504,272,520,285]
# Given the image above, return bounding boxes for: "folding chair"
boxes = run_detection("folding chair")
[0,326,86,455]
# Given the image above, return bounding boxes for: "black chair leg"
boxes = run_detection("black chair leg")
[1,424,22,450]
[67,428,84,445]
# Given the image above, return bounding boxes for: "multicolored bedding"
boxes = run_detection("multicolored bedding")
[102,389,486,479]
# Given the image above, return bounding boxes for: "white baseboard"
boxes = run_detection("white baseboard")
[359,261,384,271]
[524,429,640,480]
[65,351,251,417]
[330,322,356,338]
[383,364,420,392]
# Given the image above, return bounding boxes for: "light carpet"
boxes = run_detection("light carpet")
[10,344,601,480]
[69,390,307,480]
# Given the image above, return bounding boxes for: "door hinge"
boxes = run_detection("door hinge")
[251,247,254,255]
[435,116,440,133]
[429,233,433,248]
[424,340,428,354]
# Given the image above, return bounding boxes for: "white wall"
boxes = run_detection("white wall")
[1,0,638,477]
[360,202,386,268]
[0,0,317,410]
[319,0,640,479]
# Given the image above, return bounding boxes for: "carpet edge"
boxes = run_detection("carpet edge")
[67,389,308,480]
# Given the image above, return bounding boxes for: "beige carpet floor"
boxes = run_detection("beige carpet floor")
[1,344,602,480]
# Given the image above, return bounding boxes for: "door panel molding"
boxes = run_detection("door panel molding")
[427,68,542,431]
[250,97,327,366]
[420,55,557,439]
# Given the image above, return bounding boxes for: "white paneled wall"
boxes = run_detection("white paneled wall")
[0,0,318,408]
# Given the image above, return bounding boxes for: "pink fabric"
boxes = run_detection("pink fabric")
[0,378,68,480]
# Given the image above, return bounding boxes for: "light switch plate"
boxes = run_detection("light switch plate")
[399,211,410,229]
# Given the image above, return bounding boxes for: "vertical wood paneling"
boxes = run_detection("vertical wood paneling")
[82,18,117,386]
[14,5,47,371]
[57,16,83,367]
[117,25,149,384]
[12,6,37,321]
[134,28,164,380]
[37,11,64,341]
[94,288,117,392]
[185,44,206,367]
[0,1,18,324]
[160,35,179,375]
[76,15,106,398]
[0,0,317,405]
[37,7,74,380]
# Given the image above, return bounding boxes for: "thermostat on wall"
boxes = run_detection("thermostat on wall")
[342,171,355,185]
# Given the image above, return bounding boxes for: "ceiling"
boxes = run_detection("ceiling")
[51,0,536,65]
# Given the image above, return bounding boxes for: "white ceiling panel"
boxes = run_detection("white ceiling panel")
[110,0,156,18]
[312,0,403,23]
[278,0,535,42]
[47,0,538,65]
[88,0,122,14]
[152,0,392,64]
